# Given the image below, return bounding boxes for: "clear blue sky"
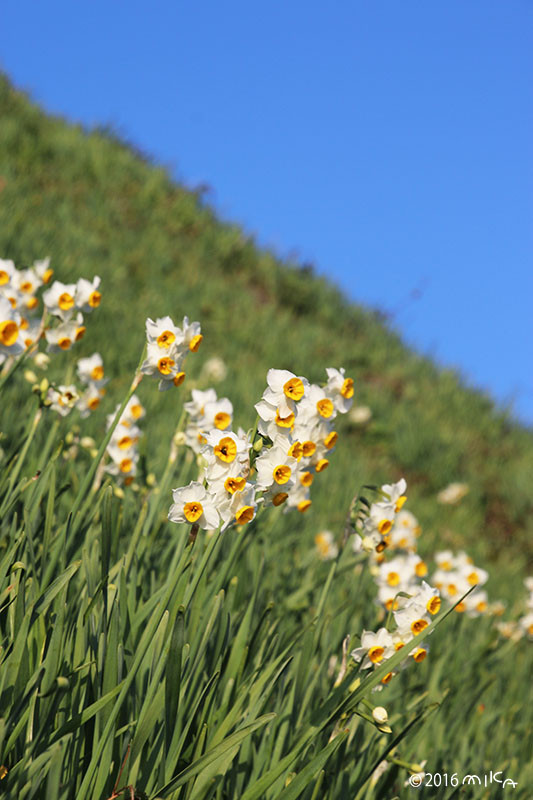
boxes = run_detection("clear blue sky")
[2,1,532,422]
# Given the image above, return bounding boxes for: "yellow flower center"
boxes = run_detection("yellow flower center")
[385,598,399,611]
[58,336,72,350]
[381,672,393,684]
[413,648,427,663]
[302,440,316,457]
[447,583,457,596]
[283,377,305,401]
[476,601,488,613]
[0,271,9,285]
[324,431,338,449]
[275,409,295,429]
[315,458,329,473]
[131,403,143,419]
[189,333,203,352]
[157,357,175,375]
[0,320,19,347]
[272,492,288,506]
[467,571,479,585]
[91,365,104,381]
[368,646,385,664]
[377,519,392,535]
[88,397,100,410]
[386,571,400,587]
[224,476,246,494]
[214,437,237,463]
[75,326,86,341]
[58,292,74,311]
[454,602,466,613]
[89,290,101,308]
[341,377,354,398]
[299,471,313,487]
[235,505,254,524]
[395,495,407,512]
[173,372,186,387]
[20,317,29,330]
[8,296,17,308]
[43,268,53,283]
[288,441,303,461]
[415,561,428,577]
[120,458,133,474]
[214,411,231,430]
[184,501,203,522]
[411,619,429,635]
[157,330,175,348]
[26,297,39,310]
[316,398,334,418]
[118,436,133,450]
[427,596,441,615]
[273,464,291,484]
[20,281,33,293]
[297,499,312,513]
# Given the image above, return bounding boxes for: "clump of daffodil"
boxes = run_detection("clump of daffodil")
[432,550,489,615]
[140,315,202,390]
[42,274,101,353]
[105,394,145,486]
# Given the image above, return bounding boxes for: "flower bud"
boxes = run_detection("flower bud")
[372,706,388,725]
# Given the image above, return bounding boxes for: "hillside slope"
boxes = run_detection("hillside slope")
[0,74,532,571]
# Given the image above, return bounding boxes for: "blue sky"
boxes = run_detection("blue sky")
[2,0,532,422]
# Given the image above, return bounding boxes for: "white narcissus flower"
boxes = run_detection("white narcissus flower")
[0,295,24,357]
[75,276,102,312]
[325,367,355,413]
[33,257,53,284]
[202,430,250,481]
[46,385,79,417]
[0,258,17,286]
[43,280,77,319]
[315,530,338,560]
[298,384,337,427]
[77,386,104,418]
[351,628,395,670]
[145,315,184,350]
[168,481,220,529]
[184,388,218,420]
[13,268,42,298]
[381,478,407,512]
[45,313,86,352]
[141,342,186,390]
[202,397,233,431]
[181,316,203,352]
[77,353,107,387]
[262,368,309,418]
[254,445,297,491]
[216,482,257,526]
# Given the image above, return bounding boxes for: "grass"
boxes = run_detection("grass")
[0,74,532,798]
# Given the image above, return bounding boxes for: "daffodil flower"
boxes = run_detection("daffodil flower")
[168,481,220,529]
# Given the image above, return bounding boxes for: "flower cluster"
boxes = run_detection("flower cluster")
[43,275,101,352]
[351,580,441,684]
[431,551,489,616]
[105,395,146,485]
[0,257,53,365]
[184,388,234,455]
[353,478,409,554]
[141,315,202,390]
[167,361,355,532]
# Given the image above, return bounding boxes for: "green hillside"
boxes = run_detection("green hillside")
[0,72,532,574]
[2,74,533,799]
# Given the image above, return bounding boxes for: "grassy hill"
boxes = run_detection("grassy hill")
[2,74,533,799]
[0,72,532,576]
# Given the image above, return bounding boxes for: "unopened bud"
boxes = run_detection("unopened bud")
[33,352,50,370]
[80,436,96,449]
[372,706,388,725]
[253,436,264,452]
[24,369,38,384]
